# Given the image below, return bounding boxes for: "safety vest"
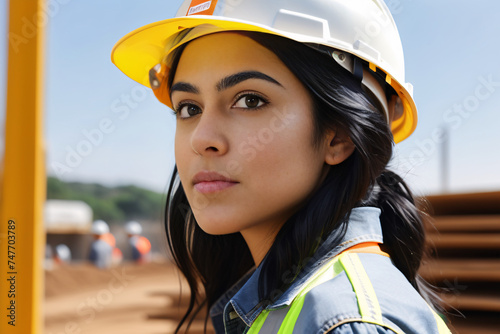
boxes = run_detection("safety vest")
[130,235,151,263]
[246,245,451,334]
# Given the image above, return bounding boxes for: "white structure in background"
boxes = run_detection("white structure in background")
[44,200,93,262]
[45,200,93,233]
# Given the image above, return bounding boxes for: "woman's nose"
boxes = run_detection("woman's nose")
[190,109,229,156]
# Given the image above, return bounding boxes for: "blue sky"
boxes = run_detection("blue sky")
[1,0,500,195]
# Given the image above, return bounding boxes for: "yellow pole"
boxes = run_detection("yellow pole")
[0,0,46,333]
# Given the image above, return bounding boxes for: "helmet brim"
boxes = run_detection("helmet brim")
[111,16,280,89]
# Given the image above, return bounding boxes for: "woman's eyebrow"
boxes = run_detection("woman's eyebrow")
[170,71,282,97]
[170,82,200,95]
[216,71,283,92]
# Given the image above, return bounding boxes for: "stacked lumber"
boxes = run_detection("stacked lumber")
[421,192,500,334]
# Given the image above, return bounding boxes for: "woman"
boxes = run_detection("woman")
[112,1,451,333]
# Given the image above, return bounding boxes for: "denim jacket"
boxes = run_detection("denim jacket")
[209,207,449,334]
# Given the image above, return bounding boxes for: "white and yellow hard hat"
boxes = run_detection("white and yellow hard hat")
[111,0,417,143]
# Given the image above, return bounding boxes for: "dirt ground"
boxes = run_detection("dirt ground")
[44,261,214,334]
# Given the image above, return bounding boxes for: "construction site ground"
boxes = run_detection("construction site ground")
[44,260,214,334]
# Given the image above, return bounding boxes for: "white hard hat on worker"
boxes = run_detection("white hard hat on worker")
[112,0,416,143]
[91,220,109,235]
[125,221,142,235]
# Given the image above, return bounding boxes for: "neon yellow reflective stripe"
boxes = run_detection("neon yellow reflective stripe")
[276,294,304,333]
[252,256,344,334]
[428,305,452,334]
[247,310,269,334]
[249,252,398,333]
[339,253,383,324]
[275,264,332,333]
[276,257,345,333]
[298,255,345,298]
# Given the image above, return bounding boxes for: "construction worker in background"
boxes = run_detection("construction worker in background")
[88,219,123,268]
[124,221,151,264]
[54,244,72,265]
[100,222,124,266]
[88,220,113,268]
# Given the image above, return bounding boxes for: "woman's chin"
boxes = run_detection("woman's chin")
[196,221,240,236]
[198,224,238,235]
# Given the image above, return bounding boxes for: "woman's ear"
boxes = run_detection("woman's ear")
[324,128,356,166]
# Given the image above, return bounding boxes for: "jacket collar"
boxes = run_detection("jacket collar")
[210,206,384,328]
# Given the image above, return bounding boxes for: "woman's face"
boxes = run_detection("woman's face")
[172,32,331,240]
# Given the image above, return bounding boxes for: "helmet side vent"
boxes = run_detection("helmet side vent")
[272,9,330,40]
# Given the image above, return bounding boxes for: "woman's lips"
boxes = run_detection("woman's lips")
[194,180,238,194]
[192,171,239,193]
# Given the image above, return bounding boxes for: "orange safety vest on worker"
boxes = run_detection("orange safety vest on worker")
[102,232,123,265]
[129,235,151,263]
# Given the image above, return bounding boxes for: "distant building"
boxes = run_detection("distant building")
[44,200,93,261]
[45,200,93,233]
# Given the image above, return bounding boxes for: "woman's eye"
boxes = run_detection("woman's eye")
[176,104,201,119]
[233,94,267,109]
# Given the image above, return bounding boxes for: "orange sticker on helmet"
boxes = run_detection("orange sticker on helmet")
[186,0,218,16]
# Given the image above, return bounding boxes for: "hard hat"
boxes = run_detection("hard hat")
[91,220,110,235]
[125,221,142,235]
[111,0,416,143]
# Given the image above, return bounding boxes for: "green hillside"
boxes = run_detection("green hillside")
[47,177,165,223]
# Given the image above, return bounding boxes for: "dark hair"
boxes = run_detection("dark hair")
[164,31,438,333]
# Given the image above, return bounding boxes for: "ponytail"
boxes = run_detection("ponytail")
[374,170,441,309]
[377,170,424,283]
